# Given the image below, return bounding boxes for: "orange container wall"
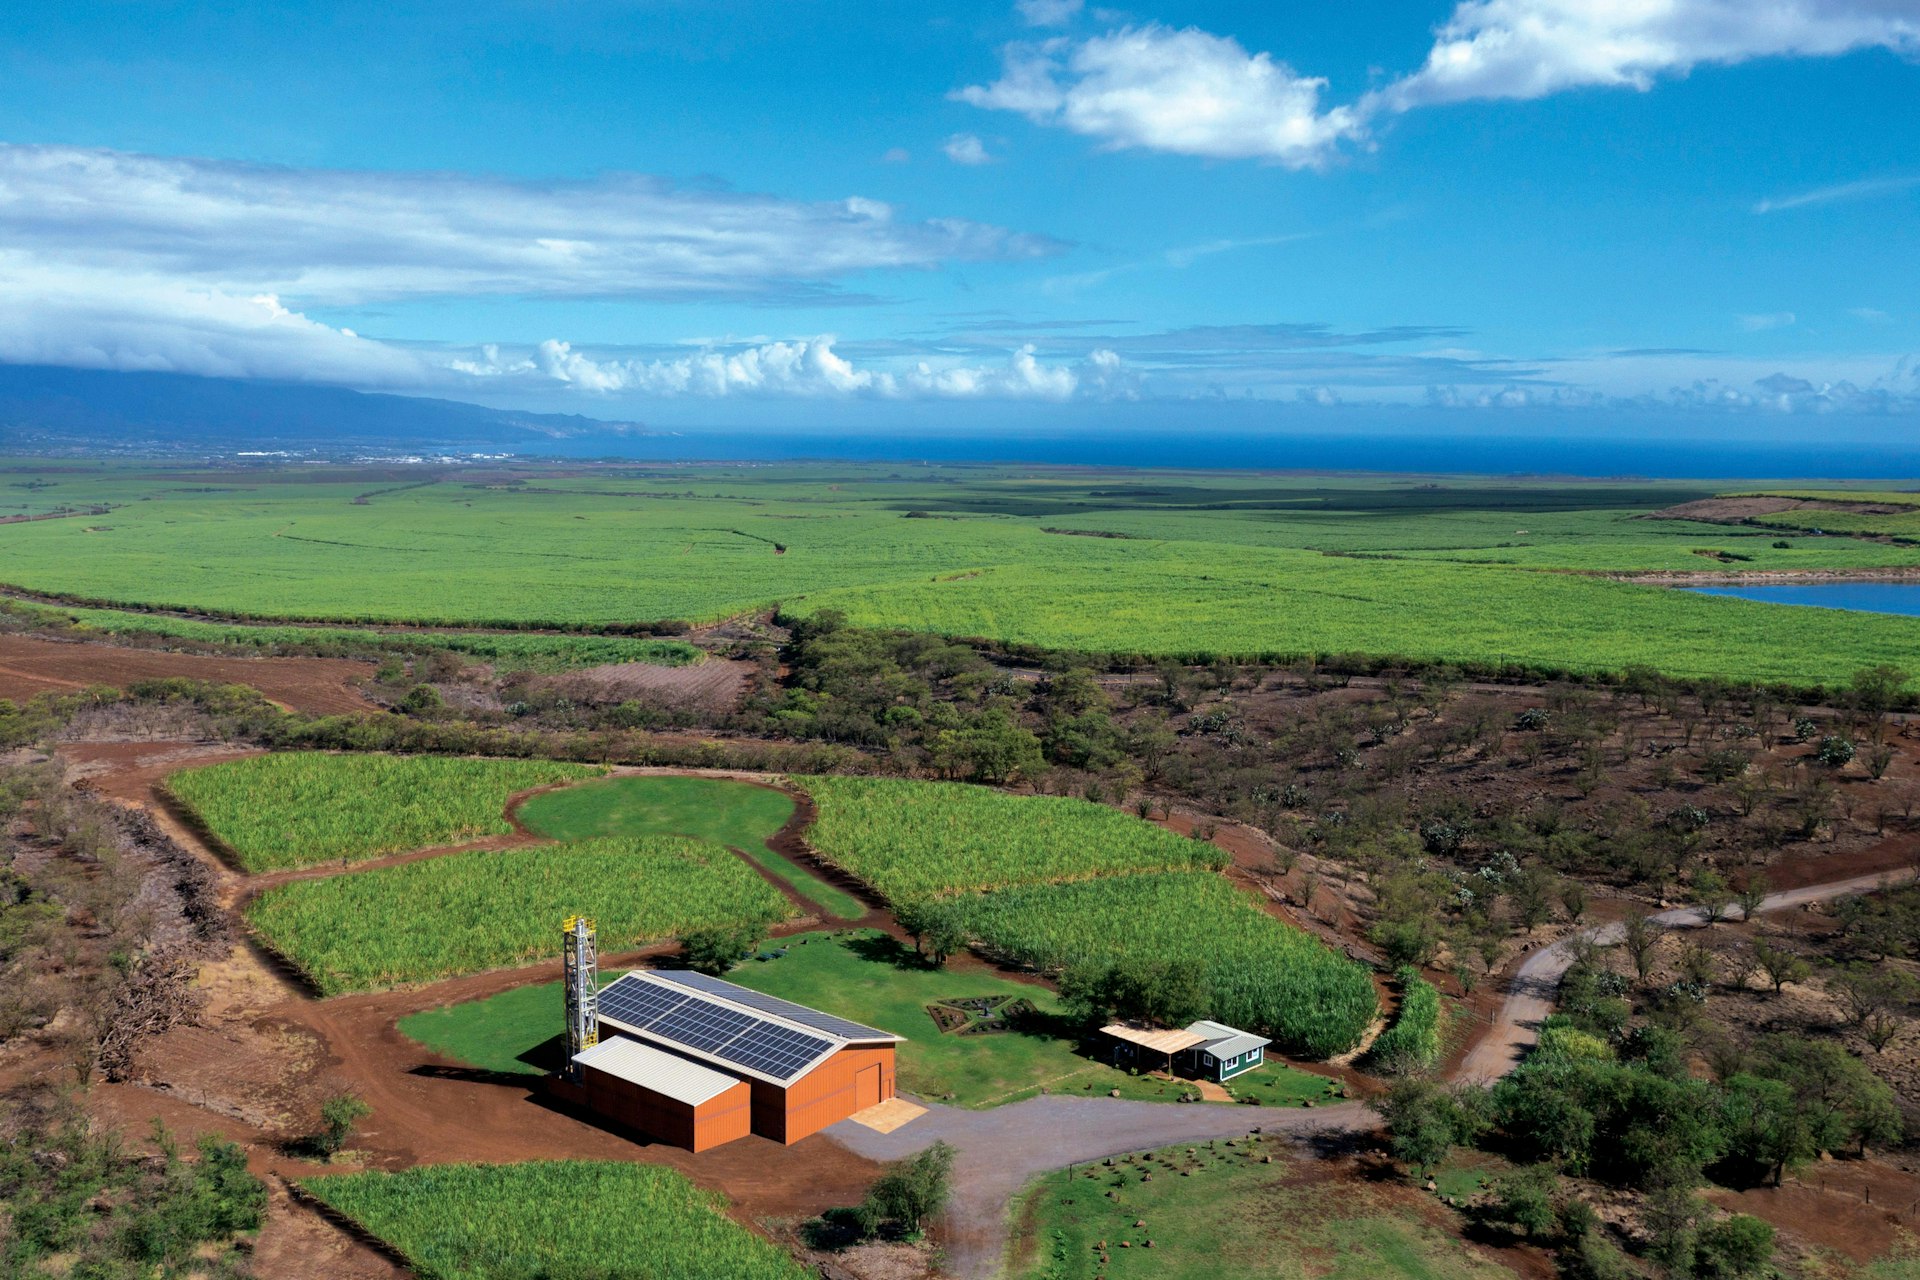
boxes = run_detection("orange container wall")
[751,1045,896,1144]
[690,1086,754,1152]
[580,1066,752,1153]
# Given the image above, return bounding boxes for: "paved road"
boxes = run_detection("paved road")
[827,1094,1367,1280]
[847,865,1915,1278]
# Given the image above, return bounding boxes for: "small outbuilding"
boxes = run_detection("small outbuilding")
[1101,1018,1270,1083]
[572,1036,751,1153]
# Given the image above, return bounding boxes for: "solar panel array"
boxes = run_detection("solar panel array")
[653,970,896,1042]
[596,975,838,1083]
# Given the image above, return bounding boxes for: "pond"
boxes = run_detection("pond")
[1688,581,1920,617]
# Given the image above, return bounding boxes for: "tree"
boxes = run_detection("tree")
[930,708,1043,783]
[1848,664,1909,738]
[316,1093,370,1158]
[1370,1078,1489,1176]
[680,924,762,975]
[1753,1034,1902,1155]
[1691,868,1730,925]
[1716,1074,1814,1186]
[1733,873,1769,923]
[1058,956,1210,1029]
[855,1140,955,1240]
[1695,1214,1775,1280]
[1751,939,1810,995]
[1829,965,1917,1043]
[1619,911,1659,982]
[1558,878,1589,925]
[1485,1164,1558,1239]
[1818,735,1857,768]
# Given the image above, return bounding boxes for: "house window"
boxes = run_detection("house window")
[1203,1053,1214,1067]
[1250,1047,1262,1062]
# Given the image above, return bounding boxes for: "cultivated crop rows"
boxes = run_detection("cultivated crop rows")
[167,753,605,871]
[300,1161,809,1280]
[797,775,1226,899]
[949,873,1378,1059]
[246,836,792,994]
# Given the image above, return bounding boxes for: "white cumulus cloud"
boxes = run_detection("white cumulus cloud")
[943,133,997,165]
[479,335,1133,402]
[1372,0,1920,112]
[955,25,1362,167]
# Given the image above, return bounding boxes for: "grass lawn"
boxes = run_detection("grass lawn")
[516,775,864,919]
[397,930,1337,1110]
[400,981,565,1076]
[1012,1144,1514,1280]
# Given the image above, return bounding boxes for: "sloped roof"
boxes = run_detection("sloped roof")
[573,1037,743,1106]
[596,970,902,1087]
[1186,1019,1270,1059]
[1101,1022,1207,1054]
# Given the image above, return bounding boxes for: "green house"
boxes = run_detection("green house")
[1101,1019,1271,1083]
[1178,1021,1270,1082]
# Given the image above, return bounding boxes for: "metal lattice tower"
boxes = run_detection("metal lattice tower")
[562,915,599,1081]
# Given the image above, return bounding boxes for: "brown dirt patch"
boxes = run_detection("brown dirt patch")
[555,657,756,713]
[0,632,376,715]
[1708,1159,1920,1266]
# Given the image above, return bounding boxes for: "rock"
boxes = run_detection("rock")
[1303,1099,1315,1107]
[1110,1089,1121,1098]
[1134,1220,1146,1228]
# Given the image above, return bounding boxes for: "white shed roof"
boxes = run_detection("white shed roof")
[574,1037,743,1107]
[1186,1020,1270,1060]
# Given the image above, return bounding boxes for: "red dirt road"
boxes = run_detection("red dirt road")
[0,632,377,715]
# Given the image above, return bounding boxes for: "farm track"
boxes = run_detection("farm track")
[52,738,1920,1280]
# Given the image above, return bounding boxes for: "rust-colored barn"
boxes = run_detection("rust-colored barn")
[575,970,903,1151]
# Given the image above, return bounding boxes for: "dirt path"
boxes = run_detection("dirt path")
[1457,868,1920,1084]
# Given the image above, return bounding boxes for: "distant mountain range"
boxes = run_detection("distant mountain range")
[0,364,640,454]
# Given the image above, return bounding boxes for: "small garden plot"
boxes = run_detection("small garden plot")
[247,836,792,994]
[300,1161,809,1280]
[925,994,1038,1036]
[1012,1143,1513,1280]
[795,775,1224,901]
[946,874,1377,1060]
[517,774,863,918]
[167,752,603,872]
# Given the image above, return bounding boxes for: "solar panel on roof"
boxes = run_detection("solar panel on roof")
[718,1022,835,1079]
[599,979,688,1031]
[650,1002,757,1055]
[652,970,893,1042]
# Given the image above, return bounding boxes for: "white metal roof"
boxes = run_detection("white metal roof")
[1185,1019,1270,1059]
[573,1037,744,1106]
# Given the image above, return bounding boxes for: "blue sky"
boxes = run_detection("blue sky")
[2,0,1918,438]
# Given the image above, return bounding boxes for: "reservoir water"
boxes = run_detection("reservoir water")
[1688,582,1920,617]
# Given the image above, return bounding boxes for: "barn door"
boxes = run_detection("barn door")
[855,1064,882,1110]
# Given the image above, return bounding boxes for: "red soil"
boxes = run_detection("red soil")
[0,632,377,715]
